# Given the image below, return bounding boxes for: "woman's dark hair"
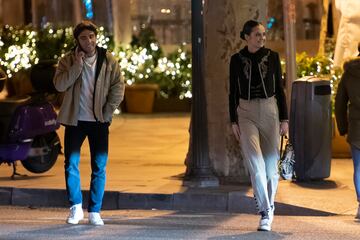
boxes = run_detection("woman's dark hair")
[240,20,261,40]
[73,20,98,40]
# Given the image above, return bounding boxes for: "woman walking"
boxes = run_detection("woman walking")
[228,20,289,231]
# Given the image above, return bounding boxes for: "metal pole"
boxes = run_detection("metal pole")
[283,0,297,112]
[183,0,218,187]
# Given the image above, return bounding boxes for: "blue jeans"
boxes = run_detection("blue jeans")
[350,144,360,203]
[64,121,109,212]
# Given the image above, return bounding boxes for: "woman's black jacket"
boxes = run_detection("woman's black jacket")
[228,47,288,123]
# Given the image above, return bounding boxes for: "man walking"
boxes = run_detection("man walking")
[53,20,124,225]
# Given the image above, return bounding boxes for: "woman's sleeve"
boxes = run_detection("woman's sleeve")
[273,52,288,121]
[229,55,239,123]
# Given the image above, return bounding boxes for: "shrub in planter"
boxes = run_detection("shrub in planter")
[156,47,192,100]
[118,26,192,112]
[117,34,162,113]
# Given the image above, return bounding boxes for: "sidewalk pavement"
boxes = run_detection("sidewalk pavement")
[0,113,358,217]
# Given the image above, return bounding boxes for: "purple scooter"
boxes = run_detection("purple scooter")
[0,61,61,178]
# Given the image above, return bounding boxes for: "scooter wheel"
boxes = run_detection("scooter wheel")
[21,132,61,173]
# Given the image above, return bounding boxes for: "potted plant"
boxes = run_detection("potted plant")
[152,47,192,112]
[117,26,163,113]
[118,43,161,113]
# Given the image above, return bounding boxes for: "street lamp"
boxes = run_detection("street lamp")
[183,0,219,187]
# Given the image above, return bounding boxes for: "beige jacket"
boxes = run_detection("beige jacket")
[335,57,360,148]
[53,47,124,126]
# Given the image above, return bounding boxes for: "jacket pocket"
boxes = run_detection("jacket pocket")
[102,104,113,123]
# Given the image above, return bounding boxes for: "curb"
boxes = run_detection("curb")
[0,187,255,213]
[0,187,337,216]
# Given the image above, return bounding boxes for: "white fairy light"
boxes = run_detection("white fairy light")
[150,43,159,51]
[180,52,186,60]
[184,90,192,98]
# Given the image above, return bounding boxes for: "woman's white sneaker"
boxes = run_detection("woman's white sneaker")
[66,204,84,224]
[257,211,271,231]
[89,212,104,226]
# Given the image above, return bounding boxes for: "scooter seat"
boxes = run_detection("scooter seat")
[0,95,31,144]
[0,95,31,116]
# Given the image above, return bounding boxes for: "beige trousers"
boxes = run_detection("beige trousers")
[237,97,280,213]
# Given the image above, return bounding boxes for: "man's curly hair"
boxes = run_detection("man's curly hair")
[73,20,98,40]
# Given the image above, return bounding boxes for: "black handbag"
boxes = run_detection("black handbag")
[278,135,295,180]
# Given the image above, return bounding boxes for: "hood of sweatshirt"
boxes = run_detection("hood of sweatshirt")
[343,57,360,77]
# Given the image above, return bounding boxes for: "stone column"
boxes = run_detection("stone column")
[31,0,38,27]
[333,0,360,67]
[0,0,3,25]
[283,0,297,108]
[112,0,132,46]
[318,0,329,55]
[73,0,82,24]
[202,0,268,183]
[332,1,341,38]
[1,0,24,25]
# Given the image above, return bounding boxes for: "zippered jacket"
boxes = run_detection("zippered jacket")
[229,46,288,123]
[53,47,124,126]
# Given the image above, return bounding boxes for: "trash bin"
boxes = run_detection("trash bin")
[289,76,332,181]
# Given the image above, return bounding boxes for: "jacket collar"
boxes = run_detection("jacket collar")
[239,46,269,61]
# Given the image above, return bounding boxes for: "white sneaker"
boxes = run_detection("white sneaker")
[356,205,360,219]
[257,211,271,231]
[66,204,84,224]
[89,212,104,226]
